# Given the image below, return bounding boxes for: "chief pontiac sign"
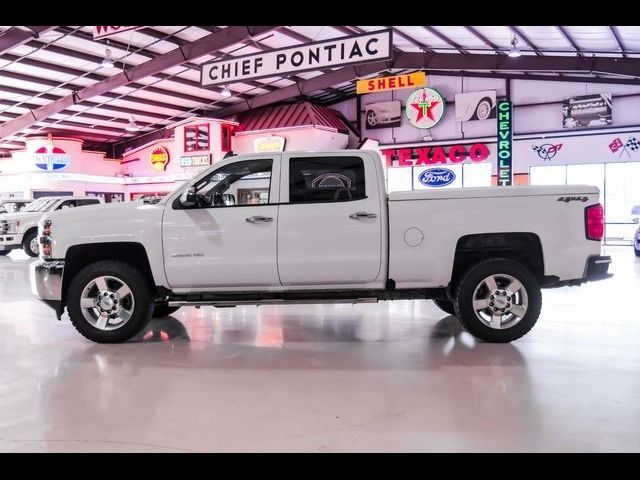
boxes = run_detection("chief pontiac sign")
[201,29,393,87]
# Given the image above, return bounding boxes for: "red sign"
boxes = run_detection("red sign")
[381,143,490,167]
[93,26,142,40]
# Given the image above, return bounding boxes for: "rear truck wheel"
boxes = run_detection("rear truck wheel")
[635,247,640,257]
[454,258,542,343]
[67,260,154,343]
[433,299,456,316]
[22,230,39,257]
[153,303,181,317]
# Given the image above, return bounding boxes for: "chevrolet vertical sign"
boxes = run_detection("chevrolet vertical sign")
[201,29,393,87]
[497,100,513,186]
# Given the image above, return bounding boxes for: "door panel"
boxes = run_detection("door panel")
[163,205,279,288]
[162,156,280,289]
[277,154,382,286]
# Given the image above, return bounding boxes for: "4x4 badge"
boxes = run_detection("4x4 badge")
[557,196,588,203]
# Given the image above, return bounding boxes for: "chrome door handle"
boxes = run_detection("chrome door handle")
[246,215,273,224]
[349,211,377,220]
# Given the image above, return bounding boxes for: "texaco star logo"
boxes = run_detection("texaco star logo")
[406,87,445,129]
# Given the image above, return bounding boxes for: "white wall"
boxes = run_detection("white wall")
[331,74,640,143]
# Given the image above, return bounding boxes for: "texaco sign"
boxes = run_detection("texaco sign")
[405,87,445,129]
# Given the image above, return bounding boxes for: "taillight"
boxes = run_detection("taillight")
[585,204,604,241]
[42,220,52,236]
[40,220,52,258]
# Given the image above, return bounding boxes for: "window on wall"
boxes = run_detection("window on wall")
[184,124,210,152]
[221,124,234,152]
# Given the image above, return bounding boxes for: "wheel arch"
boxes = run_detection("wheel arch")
[62,242,157,305]
[448,232,545,297]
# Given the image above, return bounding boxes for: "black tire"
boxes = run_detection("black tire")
[635,247,640,257]
[366,110,378,127]
[0,251,9,256]
[454,258,542,343]
[153,303,181,317]
[433,298,456,316]
[474,98,493,120]
[67,260,154,343]
[22,229,39,257]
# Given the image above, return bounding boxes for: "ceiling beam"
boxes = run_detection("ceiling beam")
[386,26,436,54]
[509,26,542,56]
[556,26,583,56]
[0,83,176,121]
[422,26,468,54]
[609,26,627,58]
[0,26,56,54]
[464,26,502,52]
[0,26,281,142]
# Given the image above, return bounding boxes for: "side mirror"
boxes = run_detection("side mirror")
[222,194,236,206]
[180,186,197,207]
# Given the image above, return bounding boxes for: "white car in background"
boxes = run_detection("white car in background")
[632,205,640,256]
[455,90,497,121]
[0,199,33,215]
[365,101,401,128]
[0,196,103,257]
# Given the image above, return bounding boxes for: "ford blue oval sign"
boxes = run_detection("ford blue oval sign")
[418,168,456,187]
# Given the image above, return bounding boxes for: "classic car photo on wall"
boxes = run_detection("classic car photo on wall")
[454,90,497,122]
[364,100,402,129]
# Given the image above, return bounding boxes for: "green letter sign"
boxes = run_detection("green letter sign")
[496,100,512,186]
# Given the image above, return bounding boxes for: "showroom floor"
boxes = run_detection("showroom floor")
[0,247,639,452]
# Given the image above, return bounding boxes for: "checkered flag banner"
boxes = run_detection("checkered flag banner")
[626,137,640,151]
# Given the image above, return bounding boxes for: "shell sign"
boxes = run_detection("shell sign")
[150,146,170,172]
[33,135,70,171]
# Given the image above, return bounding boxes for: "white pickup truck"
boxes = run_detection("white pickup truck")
[30,150,611,344]
[0,196,102,257]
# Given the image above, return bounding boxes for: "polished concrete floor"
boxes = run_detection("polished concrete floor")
[1,247,639,452]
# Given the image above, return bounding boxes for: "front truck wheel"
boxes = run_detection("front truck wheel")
[23,230,39,257]
[67,260,154,343]
[433,299,456,316]
[454,258,542,343]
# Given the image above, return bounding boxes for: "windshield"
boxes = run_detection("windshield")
[23,198,58,212]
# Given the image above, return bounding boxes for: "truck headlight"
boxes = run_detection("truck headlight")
[40,220,52,258]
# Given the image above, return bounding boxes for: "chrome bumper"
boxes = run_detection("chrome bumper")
[30,259,65,301]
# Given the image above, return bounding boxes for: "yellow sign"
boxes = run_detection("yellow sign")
[150,146,170,172]
[253,136,286,153]
[356,72,427,95]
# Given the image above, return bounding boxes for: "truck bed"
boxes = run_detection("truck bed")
[389,184,599,201]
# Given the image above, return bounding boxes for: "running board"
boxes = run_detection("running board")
[168,298,379,308]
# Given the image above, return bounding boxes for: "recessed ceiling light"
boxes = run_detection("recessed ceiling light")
[221,85,232,98]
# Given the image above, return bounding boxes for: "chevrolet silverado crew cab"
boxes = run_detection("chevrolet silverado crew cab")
[30,151,611,344]
[0,196,102,257]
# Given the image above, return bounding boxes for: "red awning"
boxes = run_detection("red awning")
[236,102,354,135]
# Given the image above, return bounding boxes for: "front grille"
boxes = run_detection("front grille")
[0,220,8,235]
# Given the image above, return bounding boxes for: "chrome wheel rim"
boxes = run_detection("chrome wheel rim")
[80,275,135,331]
[472,273,528,330]
[29,237,39,255]
[367,111,377,126]
[477,101,491,120]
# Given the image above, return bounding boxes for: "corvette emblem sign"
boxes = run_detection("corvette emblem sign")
[406,87,445,129]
